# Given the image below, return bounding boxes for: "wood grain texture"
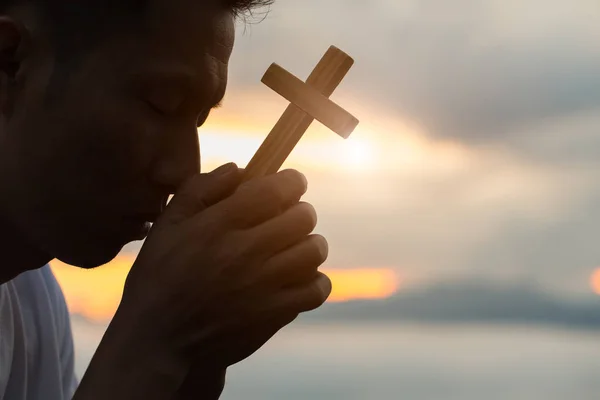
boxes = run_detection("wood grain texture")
[261,64,358,139]
[243,46,355,181]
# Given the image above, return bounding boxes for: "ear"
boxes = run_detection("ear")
[0,17,30,117]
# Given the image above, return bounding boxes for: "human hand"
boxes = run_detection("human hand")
[119,163,331,374]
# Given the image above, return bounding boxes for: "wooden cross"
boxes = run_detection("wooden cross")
[243,46,359,181]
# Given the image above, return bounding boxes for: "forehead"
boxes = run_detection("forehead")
[100,0,237,103]
[141,0,234,62]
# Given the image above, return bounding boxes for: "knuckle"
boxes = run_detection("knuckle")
[297,202,318,230]
[227,230,254,259]
[213,230,248,267]
[184,174,209,196]
[170,178,195,204]
[196,205,231,233]
[179,173,203,192]
[309,235,329,264]
[294,170,309,191]
[309,273,332,307]
[230,181,252,206]
[173,174,210,208]
[316,273,333,300]
[279,169,308,193]
[261,179,286,206]
[192,209,219,233]
[237,231,261,259]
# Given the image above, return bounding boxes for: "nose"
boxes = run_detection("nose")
[151,124,200,195]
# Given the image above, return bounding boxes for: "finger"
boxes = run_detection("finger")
[210,169,307,229]
[277,272,332,314]
[158,163,241,225]
[246,202,318,257]
[262,234,329,287]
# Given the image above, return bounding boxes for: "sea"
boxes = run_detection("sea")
[72,320,600,400]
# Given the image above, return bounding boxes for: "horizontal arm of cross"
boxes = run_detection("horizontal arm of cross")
[261,64,358,139]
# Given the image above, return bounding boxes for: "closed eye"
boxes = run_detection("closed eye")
[131,69,225,124]
[143,85,185,116]
[197,100,223,127]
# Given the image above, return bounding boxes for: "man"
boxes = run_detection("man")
[0,0,332,399]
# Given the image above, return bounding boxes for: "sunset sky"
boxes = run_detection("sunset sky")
[53,0,600,321]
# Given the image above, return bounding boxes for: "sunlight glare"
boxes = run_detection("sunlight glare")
[50,257,133,323]
[338,135,376,171]
[51,254,401,323]
[592,268,600,295]
[323,268,399,302]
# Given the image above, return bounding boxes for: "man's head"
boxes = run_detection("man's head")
[0,0,271,268]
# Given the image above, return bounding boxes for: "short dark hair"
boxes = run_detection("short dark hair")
[0,0,273,17]
[0,0,273,57]
[224,0,274,17]
[1,0,273,101]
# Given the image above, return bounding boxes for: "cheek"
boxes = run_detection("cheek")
[74,117,151,182]
[64,96,161,188]
[11,94,164,212]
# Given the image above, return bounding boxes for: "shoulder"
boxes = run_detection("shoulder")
[12,265,78,396]
[9,265,72,350]
[12,265,69,323]
[0,265,77,400]
[40,265,70,318]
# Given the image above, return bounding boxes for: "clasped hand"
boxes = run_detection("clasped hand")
[119,163,331,398]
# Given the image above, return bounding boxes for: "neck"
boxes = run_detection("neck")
[0,213,52,284]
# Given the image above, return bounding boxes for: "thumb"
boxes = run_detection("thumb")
[159,163,241,225]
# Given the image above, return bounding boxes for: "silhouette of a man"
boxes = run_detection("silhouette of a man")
[0,1,332,399]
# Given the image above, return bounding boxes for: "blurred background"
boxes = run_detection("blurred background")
[51,1,600,399]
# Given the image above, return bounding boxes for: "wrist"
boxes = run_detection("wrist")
[177,366,227,400]
[74,304,190,400]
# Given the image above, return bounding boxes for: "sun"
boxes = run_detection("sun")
[591,268,600,295]
[338,135,377,170]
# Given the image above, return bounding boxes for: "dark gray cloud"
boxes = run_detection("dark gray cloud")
[305,279,600,328]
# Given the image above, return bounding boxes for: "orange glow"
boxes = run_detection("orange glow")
[592,268,600,295]
[51,255,400,322]
[50,256,134,323]
[198,88,466,176]
[322,268,399,302]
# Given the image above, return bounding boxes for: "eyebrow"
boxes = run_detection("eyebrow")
[135,66,225,111]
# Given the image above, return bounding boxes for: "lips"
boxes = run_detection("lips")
[134,221,152,240]
[134,212,161,223]
[120,195,169,241]
[130,195,169,224]
[119,215,154,241]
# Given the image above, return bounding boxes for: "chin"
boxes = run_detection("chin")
[37,217,144,269]
[53,239,126,269]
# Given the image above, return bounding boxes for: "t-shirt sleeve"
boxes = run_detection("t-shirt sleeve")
[43,266,79,398]
[58,298,78,398]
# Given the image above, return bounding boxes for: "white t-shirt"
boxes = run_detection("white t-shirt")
[0,265,78,400]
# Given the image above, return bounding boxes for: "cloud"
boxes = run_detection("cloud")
[229,0,600,159]
[304,277,600,330]
[309,164,600,293]
[123,0,600,299]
